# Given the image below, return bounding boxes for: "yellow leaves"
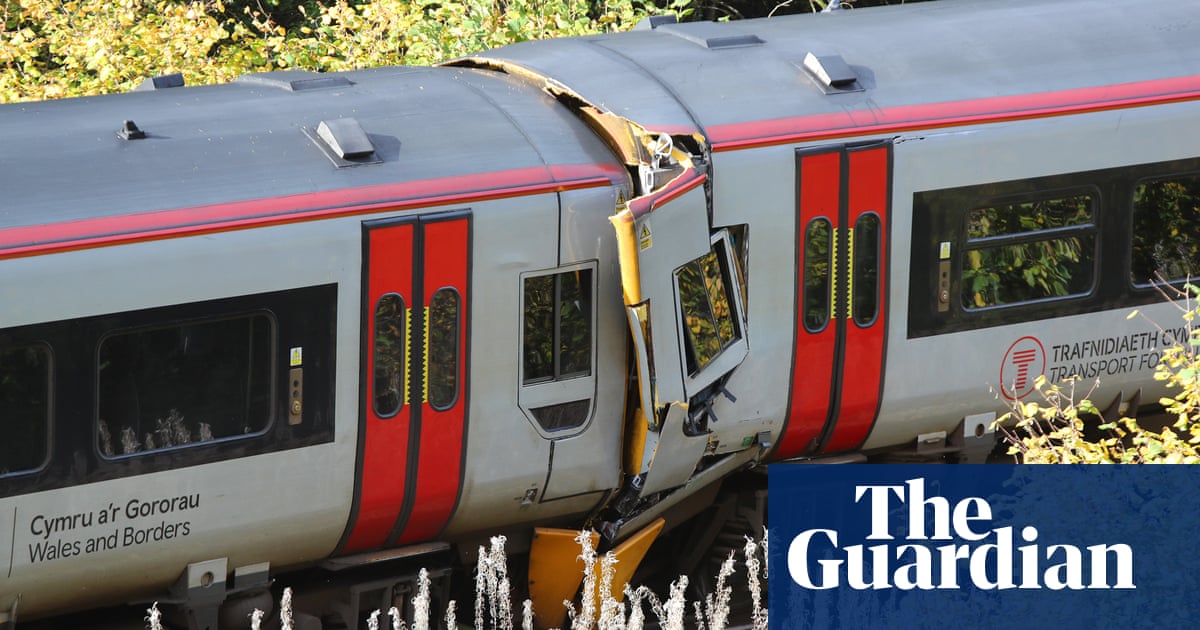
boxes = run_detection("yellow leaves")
[1,0,651,102]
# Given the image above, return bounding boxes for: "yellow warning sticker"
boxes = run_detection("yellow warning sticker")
[638,223,653,251]
[290,347,303,367]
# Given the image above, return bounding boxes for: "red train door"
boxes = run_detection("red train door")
[778,143,891,458]
[338,211,470,553]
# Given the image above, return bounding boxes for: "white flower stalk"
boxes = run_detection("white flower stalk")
[145,602,163,630]
[412,568,430,630]
[389,605,407,630]
[693,601,706,630]
[368,609,381,630]
[445,600,457,630]
[744,537,767,630]
[662,576,688,630]
[572,531,598,630]
[597,552,623,630]
[475,544,489,630]
[250,609,265,630]
[522,599,534,630]
[704,551,736,630]
[623,584,649,630]
[280,587,294,630]
[490,536,512,630]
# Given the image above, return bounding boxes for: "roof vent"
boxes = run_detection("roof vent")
[305,118,382,167]
[136,73,184,91]
[238,70,353,92]
[118,120,146,140]
[634,14,678,30]
[802,52,863,93]
[656,22,764,49]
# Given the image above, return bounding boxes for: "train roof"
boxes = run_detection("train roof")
[0,65,623,236]
[469,0,1200,147]
[4,0,1200,253]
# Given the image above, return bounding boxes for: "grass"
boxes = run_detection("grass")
[143,532,768,630]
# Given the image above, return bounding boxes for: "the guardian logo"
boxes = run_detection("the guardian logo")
[787,478,1135,591]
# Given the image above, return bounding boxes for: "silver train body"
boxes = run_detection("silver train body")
[2,0,1199,624]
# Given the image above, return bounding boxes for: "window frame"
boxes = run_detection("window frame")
[427,287,461,412]
[675,230,750,399]
[852,212,883,328]
[372,292,407,418]
[95,310,278,460]
[517,262,598,436]
[1129,171,1200,288]
[0,341,53,478]
[959,188,1100,312]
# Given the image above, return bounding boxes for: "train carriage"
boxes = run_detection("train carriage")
[3,0,1200,626]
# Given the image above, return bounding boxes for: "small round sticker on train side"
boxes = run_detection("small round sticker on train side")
[290,347,303,367]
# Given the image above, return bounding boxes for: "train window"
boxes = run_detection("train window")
[530,400,591,432]
[522,269,593,385]
[0,344,50,476]
[427,288,459,410]
[1131,174,1200,285]
[961,194,1096,309]
[676,243,740,374]
[373,293,406,417]
[803,218,832,331]
[852,214,881,326]
[97,314,273,457]
[520,266,595,433]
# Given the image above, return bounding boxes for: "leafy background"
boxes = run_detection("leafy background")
[0,0,915,103]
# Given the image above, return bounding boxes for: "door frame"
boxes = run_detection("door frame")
[337,210,471,553]
[778,142,892,458]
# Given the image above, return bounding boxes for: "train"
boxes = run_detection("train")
[3,0,1200,626]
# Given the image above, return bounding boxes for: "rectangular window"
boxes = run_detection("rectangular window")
[97,314,274,457]
[676,243,742,374]
[0,344,50,476]
[961,193,1097,309]
[1131,174,1200,286]
[522,269,593,385]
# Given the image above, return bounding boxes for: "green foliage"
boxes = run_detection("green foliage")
[997,282,1200,463]
[1,0,653,103]
[1131,175,1200,284]
[962,195,1093,309]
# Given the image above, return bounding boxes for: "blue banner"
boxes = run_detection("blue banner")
[768,465,1200,629]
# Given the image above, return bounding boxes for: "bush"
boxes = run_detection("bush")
[1,0,652,103]
[996,282,1200,463]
